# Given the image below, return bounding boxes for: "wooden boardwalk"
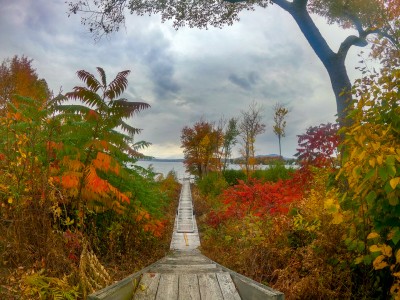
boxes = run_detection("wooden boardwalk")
[88,179,284,300]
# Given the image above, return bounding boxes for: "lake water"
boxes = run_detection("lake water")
[136,160,189,179]
[135,161,242,180]
[136,160,297,180]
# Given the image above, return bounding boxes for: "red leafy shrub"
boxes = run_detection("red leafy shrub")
[295,123,339,168]
[207,175,304,227]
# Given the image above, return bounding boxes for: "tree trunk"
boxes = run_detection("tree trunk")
[278,134,282,157]
[325,55,353,126]
[274,0,353,127]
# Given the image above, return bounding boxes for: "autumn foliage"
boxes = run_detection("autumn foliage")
[195,28,399,298]
[181,120,223,178]
[295,122,340,168]
[207,176,303,228]
[0,61,178,299]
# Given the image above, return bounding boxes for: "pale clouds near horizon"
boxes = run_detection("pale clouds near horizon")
[0,0,365,158]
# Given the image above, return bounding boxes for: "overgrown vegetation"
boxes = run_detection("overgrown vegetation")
[0,60,180,299]
[193,36,400,297]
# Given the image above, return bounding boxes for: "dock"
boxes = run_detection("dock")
[88,178,284,300]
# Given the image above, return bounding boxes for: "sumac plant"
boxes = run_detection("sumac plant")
[208,176,303,227]
[53,67,151,227]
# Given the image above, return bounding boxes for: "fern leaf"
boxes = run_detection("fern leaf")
[77,69,102,92]
[96,67,107,87]
[119,121,142,135]
[110,99,150,118]
[104,70,130,100]
[55,104,92,115]
[65,87,104,108]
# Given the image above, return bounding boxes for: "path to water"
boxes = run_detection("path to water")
[88,178,284,300]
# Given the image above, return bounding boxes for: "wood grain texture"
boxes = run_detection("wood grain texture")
[178,274,201,300]
[198,273,224,300]
[134,273,160,300]
[217,272,242,300]
[156,273,179,300]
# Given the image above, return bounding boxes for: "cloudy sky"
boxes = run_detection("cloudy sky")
[0,0,366,159]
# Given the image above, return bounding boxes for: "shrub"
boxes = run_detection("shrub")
[253,162,295,182]
[197,172,228,197]
[222,169,246,186]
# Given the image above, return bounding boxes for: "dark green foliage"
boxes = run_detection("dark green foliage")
[197,172,228,197]
[252,162,295,182]
[222,169,246,186]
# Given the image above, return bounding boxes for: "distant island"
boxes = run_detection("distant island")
[139,154,296,164]
[139,158,184,162]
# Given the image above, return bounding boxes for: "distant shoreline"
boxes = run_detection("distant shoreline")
[139,158,184,163]
[139,155,295,164]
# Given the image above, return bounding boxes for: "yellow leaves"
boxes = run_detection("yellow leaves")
[324,198,337,211]
[370,243,392,257]
[367,232,380,239]
[373,255,389,270]
[324,197,344,224]
[332,212,344,224]
[396,250,400,264]
[372,142,381,151]
[358,150,366,161]
[0,183,8,192]
[63,217,74,226]
[7,197,13,204]
[381,244,392,257]
[377,155,384,165]
[369,243,393,272]
[369,158,376,167]
[355,256,365,265]
[390,177,400,189]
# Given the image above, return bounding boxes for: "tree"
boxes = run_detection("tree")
[56,67,150,226]
[67,0,398,126]
[222,117,240,171]
[331,34,400,298]
[0,56,50,113]
[181,120,223,178]
[272,102,289,157]
[295,122,339,168]
[239,102,266,178]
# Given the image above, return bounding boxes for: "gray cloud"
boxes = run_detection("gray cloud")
[0,1,361,158]
[228,71,259,90]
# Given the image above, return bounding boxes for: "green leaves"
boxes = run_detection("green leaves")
[55,67,151,220]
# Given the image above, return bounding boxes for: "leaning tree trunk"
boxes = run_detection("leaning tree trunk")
[274,0,354,127]
[325,55,353,127]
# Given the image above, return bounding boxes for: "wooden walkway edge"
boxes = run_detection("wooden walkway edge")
[88,179,284,300]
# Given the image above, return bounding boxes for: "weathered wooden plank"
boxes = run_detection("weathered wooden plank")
[164,257,210,265]
[198,273,224,300]
[156,273,178,300]
[216,272,241,300]
[88,256,168,300]
[134,273,160,300]
[214,262,285,300]
[152,264,218,274]
[178,274,201,300]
